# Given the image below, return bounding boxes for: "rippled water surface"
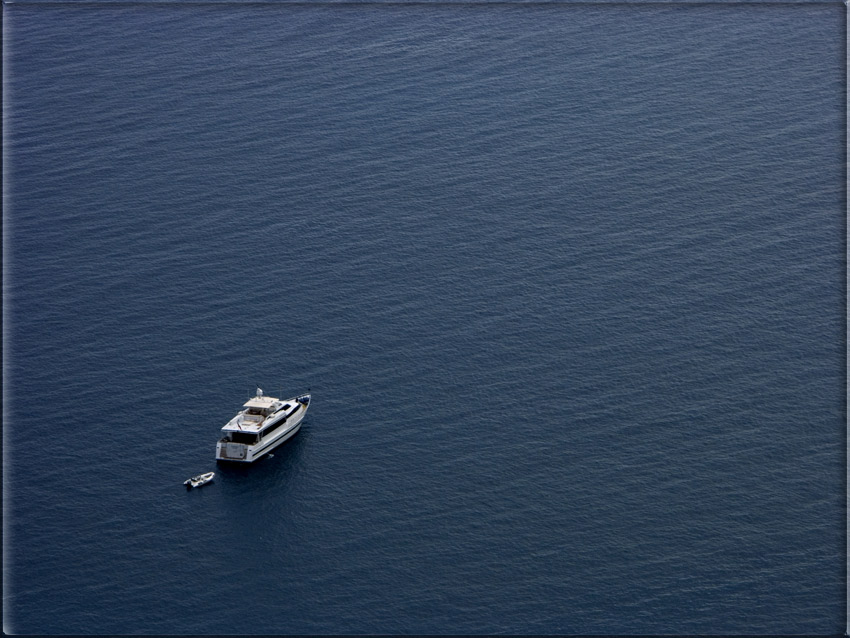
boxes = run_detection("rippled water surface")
[3,3,845,634]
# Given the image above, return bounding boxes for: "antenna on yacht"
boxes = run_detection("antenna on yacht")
[256,387,263,398]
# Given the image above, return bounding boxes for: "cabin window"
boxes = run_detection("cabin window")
[261,419,285,439]
[231,431,258,445]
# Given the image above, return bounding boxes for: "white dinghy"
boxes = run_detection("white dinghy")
[184,472,215,489]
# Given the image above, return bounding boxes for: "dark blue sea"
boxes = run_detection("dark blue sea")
[2,2,845,634]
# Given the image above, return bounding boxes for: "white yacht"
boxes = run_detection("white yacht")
[216,388,311,463]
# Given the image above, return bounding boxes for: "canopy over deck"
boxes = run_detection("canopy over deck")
[243,396,278,410]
